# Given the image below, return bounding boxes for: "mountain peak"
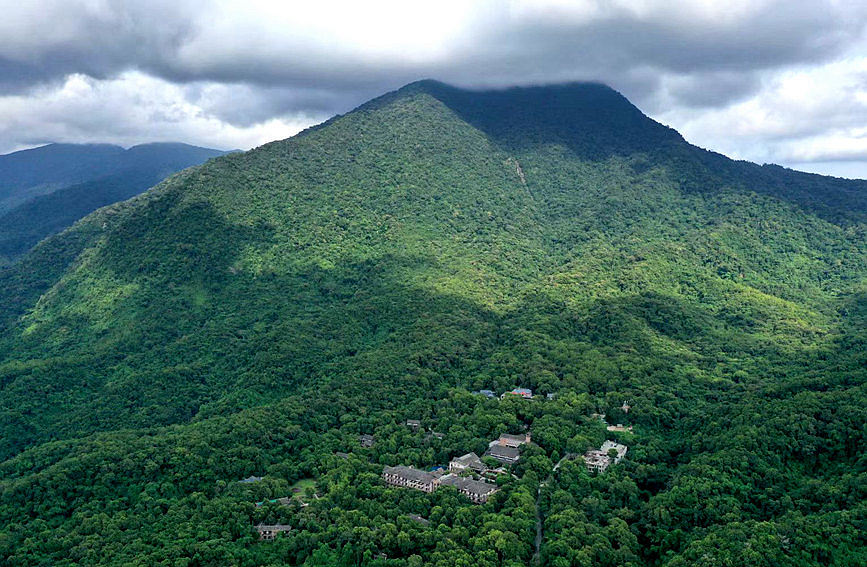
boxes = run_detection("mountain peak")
[362,79,683,159]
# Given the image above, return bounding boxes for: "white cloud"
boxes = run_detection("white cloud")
[0,72,320,153]
[656,54,867,169]
[1,1,867,177]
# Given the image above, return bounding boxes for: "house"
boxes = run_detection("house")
[255,524,292,540]
[621,401,631,413]
[359,434,375,448]
[406,419,421,430]
[474,389,497,398]
[601,440,628,463]
[497,432,531,448]
[546,393,556,400]
[239,475,263,484]
[425,431,445,442]
[449,452,486,474]
[487,443,521,464]
[407,514,430,526]
[382,465,440,493]
[335,451,350,459]
[582,441,628,473]
[502,387,533,399]
[439,474,498,503]
[582,449,612,473]
[606,424,633,433]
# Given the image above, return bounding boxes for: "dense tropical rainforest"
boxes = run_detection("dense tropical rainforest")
[0,80,864,566]
[0,143,229,265]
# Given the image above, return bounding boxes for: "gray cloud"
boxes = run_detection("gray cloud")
[2,1,867,175]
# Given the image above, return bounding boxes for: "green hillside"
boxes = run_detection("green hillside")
[0,143,229,264]
[0,81,864,566]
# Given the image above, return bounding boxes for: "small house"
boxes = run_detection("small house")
[255,524,292,541]
[502,388,533,399]
[449,452,486,474]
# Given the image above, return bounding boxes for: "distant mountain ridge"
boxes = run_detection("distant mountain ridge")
[0,142,230,263]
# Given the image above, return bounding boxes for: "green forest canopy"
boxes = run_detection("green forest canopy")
[0,80,864,566]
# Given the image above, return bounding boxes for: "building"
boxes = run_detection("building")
[449,452,486,474]
[359,434,375,447]
[497,432,531,448]
[382,465,440,493]
[582,441,628,473]
[425,431,445,442]
[601,440,628,463]
[239,475,263,483]
[582,449,612,473]
[407,514,430,526]
[474,389,497,398]
[487,443,521,464]
[621,401,631,413]
[255,524,292,540]
[406,419,421,430]
[502,387,533,399]
[546,393,556,400]
[439,474,499,503]
[606,424,633,433]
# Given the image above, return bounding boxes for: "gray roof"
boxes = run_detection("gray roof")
[452,452,483,466]
[499,433,529,445]
[239,475,263,483]
[383,465,438,484]
[440,474,498,496]
[488,444,521,460]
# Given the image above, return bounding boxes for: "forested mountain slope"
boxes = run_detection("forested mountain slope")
[0,143,229,264]
[0,81,864,566]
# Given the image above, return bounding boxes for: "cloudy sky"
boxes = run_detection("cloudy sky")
[3,0,867,177]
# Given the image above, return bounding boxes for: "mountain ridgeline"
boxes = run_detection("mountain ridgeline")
[0,142,230,264]
[0,81,864,566]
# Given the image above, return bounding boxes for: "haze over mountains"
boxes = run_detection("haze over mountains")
[0,142,229,264]
[0,81,864,566]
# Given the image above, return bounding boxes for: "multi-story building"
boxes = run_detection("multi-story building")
[382,465,440,493]
[439,474,499,503]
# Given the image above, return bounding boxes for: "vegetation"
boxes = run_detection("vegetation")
[0,80,864,566]
[0,143,228,264]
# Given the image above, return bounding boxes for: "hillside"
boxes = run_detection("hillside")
[0,143,229,264]
[0,81,864,566]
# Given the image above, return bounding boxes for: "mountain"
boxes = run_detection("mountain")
[0,142,230,264]
[0,80,864,566]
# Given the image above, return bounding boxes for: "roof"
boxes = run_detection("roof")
[407,514,430,526]
[452,452,483,467]
[499,433,529,446]
[489,444,521,460]
[239,475,263,483]
[406,419,421,425]
[383,465,438,484]
[439,474,498,496]
[255,524,292,531]
[601,440,628,458]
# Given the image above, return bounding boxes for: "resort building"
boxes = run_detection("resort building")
[449,452,486,474]
[382,465,440,493]
[439,474,499,503]
[255,524,292,540]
